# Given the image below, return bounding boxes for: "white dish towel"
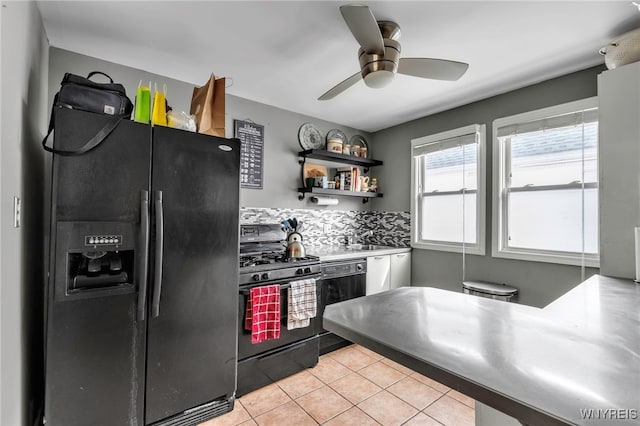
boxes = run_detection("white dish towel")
[287,278,317,330]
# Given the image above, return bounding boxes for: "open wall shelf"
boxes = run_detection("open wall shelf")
[297,187,382,198]
[298,149,383,169]
[298,149,384,203]
[297,187,382,204]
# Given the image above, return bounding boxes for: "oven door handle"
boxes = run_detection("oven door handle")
[239,284,289,296]
[239,275,321,295]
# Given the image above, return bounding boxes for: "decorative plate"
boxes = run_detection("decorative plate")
[298,123,324,150]
[350,134,368,150]
[326,129,347,144]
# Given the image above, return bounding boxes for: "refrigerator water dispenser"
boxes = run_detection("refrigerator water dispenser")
[54,221,138,300]
[68,250,134,292]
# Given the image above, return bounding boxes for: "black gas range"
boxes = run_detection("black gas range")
[239,223,320,285]
[236,224,322,396]
[239,253,321,285]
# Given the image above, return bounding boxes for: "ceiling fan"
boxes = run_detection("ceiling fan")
[318,4,469,101]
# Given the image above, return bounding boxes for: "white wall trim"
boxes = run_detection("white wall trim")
[411,123,486,255]
[1,2,50,424]
[491,97,600,267]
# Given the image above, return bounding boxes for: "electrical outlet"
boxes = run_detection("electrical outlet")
[323,223,332,234]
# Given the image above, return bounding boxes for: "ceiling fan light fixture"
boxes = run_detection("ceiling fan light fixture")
[318,5,469,100]
[358,37,400,89]
[363,70,395,88]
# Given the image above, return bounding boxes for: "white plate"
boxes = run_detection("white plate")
[326,129,347,144]
[298,123,324,150]
[349,134,368,150]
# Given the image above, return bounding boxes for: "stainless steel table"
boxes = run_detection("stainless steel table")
[323,275,640,426]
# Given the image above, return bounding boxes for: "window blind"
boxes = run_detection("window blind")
[496,108,597,138]
[412,132,477,157]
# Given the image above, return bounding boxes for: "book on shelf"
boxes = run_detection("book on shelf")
[337,166,361,191]
[339,172,346,191]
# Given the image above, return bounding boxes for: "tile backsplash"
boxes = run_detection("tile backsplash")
[240,207,410,247]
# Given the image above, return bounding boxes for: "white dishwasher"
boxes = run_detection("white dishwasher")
[390,252,411,289]
[366,255,391,295]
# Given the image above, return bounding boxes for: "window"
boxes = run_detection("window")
[492,98,599,266]
[411,124,486,254]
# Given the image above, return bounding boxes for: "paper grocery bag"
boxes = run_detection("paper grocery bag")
[190,73,226,137]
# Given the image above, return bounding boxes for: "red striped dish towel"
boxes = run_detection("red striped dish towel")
[287,278,317,330]
[244,285,281,344]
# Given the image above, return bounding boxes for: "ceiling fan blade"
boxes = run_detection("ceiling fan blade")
[318,72,362,101]
[340,5,385,55]
[398,58,469,81]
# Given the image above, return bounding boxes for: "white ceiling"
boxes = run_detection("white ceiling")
[37,1,640,132]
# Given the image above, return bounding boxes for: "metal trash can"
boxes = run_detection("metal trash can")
[463,280,518,302]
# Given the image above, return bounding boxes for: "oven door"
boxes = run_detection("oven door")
[238,275,322,360]
[322,273,366,314]
[318,272,366,354]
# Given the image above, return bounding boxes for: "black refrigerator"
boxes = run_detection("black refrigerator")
[44,108,240,426]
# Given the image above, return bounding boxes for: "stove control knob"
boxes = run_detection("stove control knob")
[261,273,269,280]
[295,268,303,275]
[304,267,311,274]
[252,274,260,281]
[356,264,363,272]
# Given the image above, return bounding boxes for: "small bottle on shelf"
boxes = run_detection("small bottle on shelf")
[370,177,378,192]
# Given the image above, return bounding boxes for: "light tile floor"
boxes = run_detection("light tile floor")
[200,344,475,426]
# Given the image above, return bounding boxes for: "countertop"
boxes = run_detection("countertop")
[323,275,640,426]
[307,244,411,262]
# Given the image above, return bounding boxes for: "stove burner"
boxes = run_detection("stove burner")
[240,253,281,267]
[240,258,271,268]
[282,256,318,263]
[239,253,320,269]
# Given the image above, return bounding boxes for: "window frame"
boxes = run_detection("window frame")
[491,97,600,267]
[410,124,487,255]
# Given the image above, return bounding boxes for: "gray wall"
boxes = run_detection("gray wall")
[1,1,49,425]
[48,48,372,211]
[370,66,604,307]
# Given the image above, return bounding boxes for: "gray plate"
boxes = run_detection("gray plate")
[299,123,324,150]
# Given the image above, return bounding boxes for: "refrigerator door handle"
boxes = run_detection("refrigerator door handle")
[137,190,150,321]
[152,190,164,317]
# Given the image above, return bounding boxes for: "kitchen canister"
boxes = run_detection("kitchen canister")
[327,138,343,153]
